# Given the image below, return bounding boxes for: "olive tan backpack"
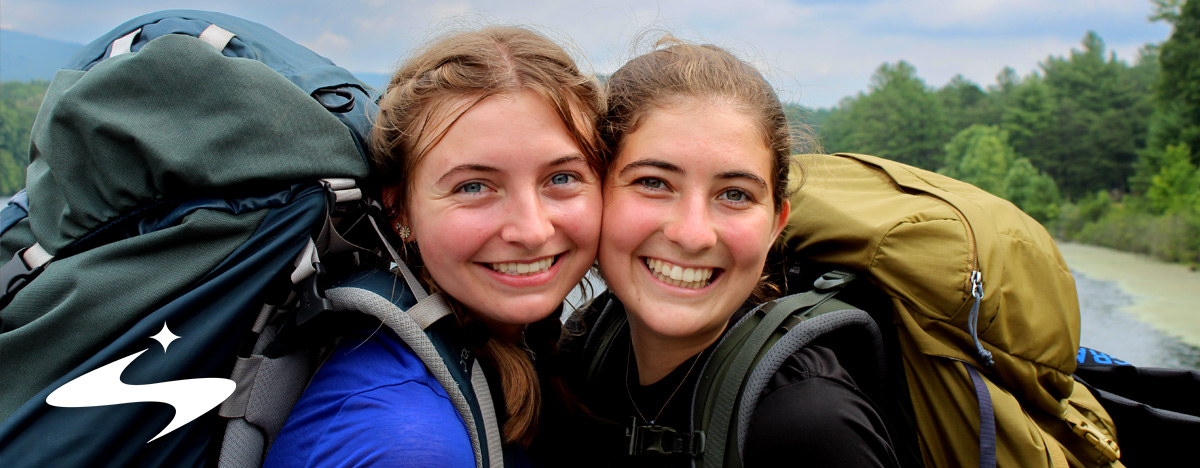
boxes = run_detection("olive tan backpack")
[784,153,1123,468]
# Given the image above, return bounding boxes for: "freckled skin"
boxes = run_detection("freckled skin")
[401,90,602,338]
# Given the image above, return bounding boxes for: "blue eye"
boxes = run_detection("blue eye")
[460,182,483,193]
[550,173,574,185]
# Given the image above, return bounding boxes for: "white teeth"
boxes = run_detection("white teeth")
[490,257,554,276]
[644,258,714,289]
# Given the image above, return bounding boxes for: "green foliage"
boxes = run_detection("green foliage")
[818,61,949,170]
[937,75,994,136]
[1069,201,1200,264]
[1004,158,1062,223]
[939,125,1061,222]
[0,80,49,195]
[1037,32,1153,198]
[1148,0,1200,163]
[1147,143,1200,213]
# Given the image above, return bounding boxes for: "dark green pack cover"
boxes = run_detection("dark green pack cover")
[0,11,371,467]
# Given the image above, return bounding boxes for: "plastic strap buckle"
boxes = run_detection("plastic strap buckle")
[626,418,705,457]
[1070,419,1120,462]
[0,245,52,309]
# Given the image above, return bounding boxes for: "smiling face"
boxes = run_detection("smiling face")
[599,100,789,348]
[401,89,602,339]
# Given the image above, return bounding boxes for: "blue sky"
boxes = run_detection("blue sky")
[0,0,1174,109]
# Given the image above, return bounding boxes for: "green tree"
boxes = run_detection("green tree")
[1003,157,1062,223]
[1147,143,1200,213]
[937,75,992,135]
[999,74,1054,165]
[0,80,49,195]
[1038,32,1152,199]
[940,125,1012,195]
[1142,0,1200,174]
[823,61,949,169]
[939,125,1061,222]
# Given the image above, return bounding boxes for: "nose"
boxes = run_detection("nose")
[663,190,717,253]
[499,187,554,248]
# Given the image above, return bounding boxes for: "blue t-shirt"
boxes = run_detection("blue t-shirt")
[263,326,475,468]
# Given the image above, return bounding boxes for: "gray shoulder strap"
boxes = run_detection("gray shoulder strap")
[734,308,884,459]
[325,287,499,468]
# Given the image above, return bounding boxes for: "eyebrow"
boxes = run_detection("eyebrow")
[718,171,768,190]
[618,158,768,190]
[617,159,683,177]
[436,164,496,185]
[436,153,588,185]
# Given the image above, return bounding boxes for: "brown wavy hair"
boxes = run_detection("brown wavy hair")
[369,25,604,447]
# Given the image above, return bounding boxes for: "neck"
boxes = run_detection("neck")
[628,324,722,385]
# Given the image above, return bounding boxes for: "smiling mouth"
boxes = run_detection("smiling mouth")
[645,257,716,289]
[488,255,557,276]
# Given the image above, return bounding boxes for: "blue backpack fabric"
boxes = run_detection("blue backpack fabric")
[0,10,377,467]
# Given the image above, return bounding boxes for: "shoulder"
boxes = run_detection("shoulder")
[264,326,474,468]
[559,290,623,362]
[743,345,900,468]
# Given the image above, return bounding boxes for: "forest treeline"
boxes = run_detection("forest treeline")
[0,1,1197,264]
[793,0,1200,266]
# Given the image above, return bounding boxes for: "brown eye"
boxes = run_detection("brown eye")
[637,177,665,189]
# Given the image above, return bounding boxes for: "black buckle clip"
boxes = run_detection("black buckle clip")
[0,247,48,309]
[626,418,705,457]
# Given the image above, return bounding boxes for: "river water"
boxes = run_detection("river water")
[1063,243,1200,371]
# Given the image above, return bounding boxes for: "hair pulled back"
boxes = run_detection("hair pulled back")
[372,26,605,212]
[369,26,604,448]
[601,37,795,213]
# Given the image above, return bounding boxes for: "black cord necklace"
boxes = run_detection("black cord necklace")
[624,340,701,425]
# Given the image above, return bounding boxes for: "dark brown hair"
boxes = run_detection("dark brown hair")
[601,37,805,302]
[601,37,798,214]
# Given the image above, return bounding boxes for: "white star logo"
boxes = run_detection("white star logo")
[46,322,237,443]
[150,323,180,352]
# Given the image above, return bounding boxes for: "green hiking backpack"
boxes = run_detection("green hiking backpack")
[0,11,506,468]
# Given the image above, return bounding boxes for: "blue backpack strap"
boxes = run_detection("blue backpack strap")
[963,363,997,468]
[0,191,29,236]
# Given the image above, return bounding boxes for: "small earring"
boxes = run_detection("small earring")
[395,223,411,240]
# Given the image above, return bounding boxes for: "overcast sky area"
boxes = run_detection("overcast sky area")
[0,0,1174,109]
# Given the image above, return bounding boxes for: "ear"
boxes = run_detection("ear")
[771,199,791,243]
[381,185,414,242]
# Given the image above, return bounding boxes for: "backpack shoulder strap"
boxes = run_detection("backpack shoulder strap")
[696,270,884,468]
[323,286,501,468]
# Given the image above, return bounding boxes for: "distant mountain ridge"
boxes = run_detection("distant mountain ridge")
[1,28,390,90]
[0,29,82,82]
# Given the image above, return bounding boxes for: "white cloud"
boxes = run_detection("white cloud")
[0,0,1172,107]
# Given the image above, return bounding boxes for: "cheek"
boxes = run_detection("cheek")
[600,195,661,257]
[722,215,778,267]
[415,209,492,258]
[555,192,603,252]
